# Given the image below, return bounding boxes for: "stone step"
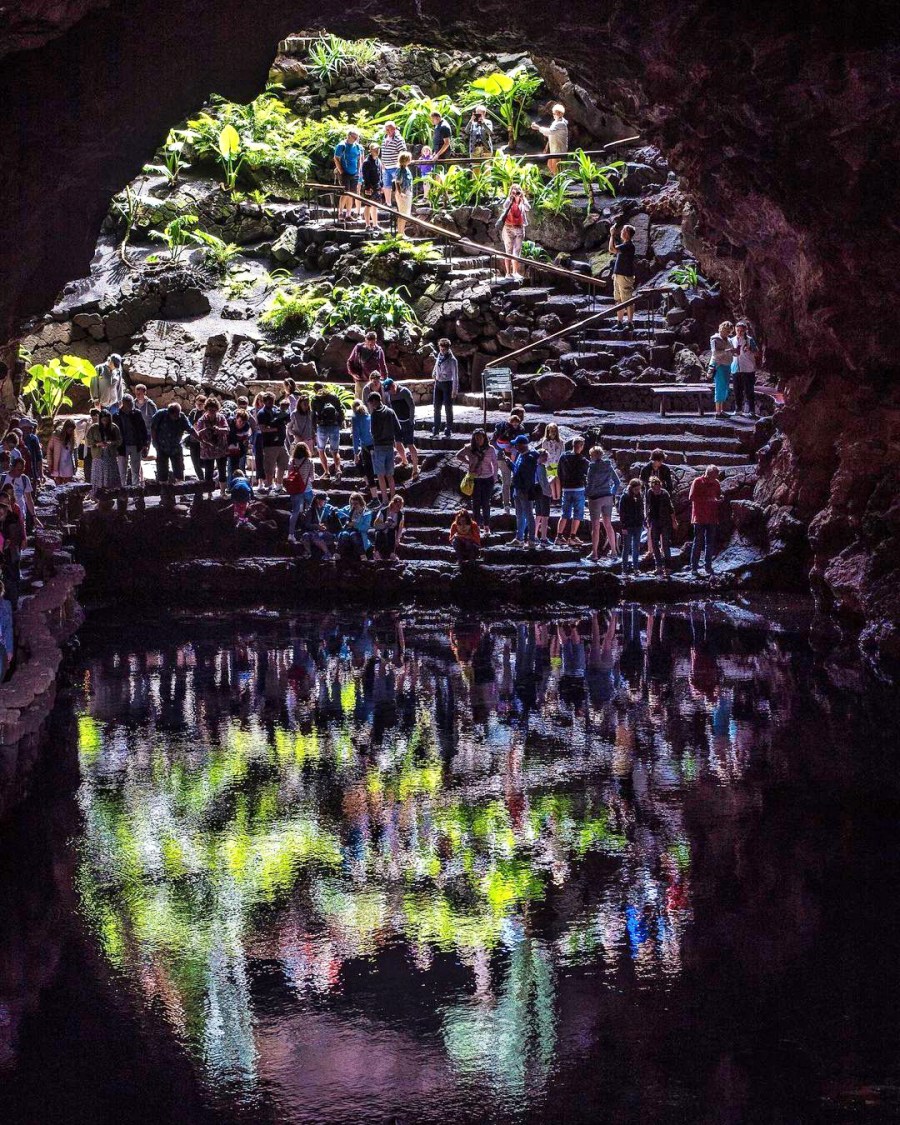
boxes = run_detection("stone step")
[604,431,747,454]
[615,448,753,468]
[560,345,674,373]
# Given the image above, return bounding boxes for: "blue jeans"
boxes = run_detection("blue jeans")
[621,528,641,569]
[289,489,313,537]
[691,523,716,570]
[514,491,535,542]
[472,476,493,530]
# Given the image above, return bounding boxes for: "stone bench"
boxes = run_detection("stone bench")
[652,385,714,417]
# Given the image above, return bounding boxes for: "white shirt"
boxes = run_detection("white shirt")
[381,132,405,168]
[2,473,32,508]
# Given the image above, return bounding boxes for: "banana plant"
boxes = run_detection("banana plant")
[469,69,543,149]
[23,354,97,427]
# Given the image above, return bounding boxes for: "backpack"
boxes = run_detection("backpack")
[512,450,540,499]
[284,462,310,495]
[319,402,338,426]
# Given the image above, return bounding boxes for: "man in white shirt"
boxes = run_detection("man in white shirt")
[380,121,405,208]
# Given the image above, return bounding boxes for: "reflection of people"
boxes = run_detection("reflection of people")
[586,611,617,709]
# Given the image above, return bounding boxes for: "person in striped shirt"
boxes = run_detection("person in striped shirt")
[380,121,405,208]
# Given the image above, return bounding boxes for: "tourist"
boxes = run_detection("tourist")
[186,393,207,480]
[430,111,453,164]
[586,445,622,562]
[367,391,401,505]
[393,151,414,237]
[115,393,148,487]
[228,469,253,526]
[47,418,78,484]
[372,495,405,562]
[90,353,124,414]
[193,396,230,497]
[382,378,418,477]
[333,129,363,220]
[464,105,493,160]
[282,377,298,411]
[380,122,404,208]
[226,408,253,482]
[431,337,458,437]
[1,459,35,532]
[639,448,673,494]
[80,408,99,482]
[608,223,637,328]
[288,392,315,450]
[347,330,389,400]
[336,492,374,561]
[18,418,43,484]
[450,508,481,563]
[0,496,24,609]
[491,412,526,514]
[555,436,589,547]
[133,383,157,430]
[618,478,644,573]
[457,428,497,536]
[296,493,336,560]
[729,321,760,417]
[86,408,121,496]
[510,434,539,547]
[351,399,378,503]
[0,577,13,679]
[286,442,315,542]
[496,185,530,278]
[645,474,677,576]
[0,434,25,478]
[539,422,564,502]
[361,369,387,407]
[361,143,385,231]
[311,382,345,481]
[256,393,290,492]
[531,103,569,175]
[688,464,722,575]
[151,402,191,483]
[534,449,553,546]
[709,322,736,417]
[417,145,434,194]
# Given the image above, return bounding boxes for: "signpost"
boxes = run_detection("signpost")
[481,366,513,427]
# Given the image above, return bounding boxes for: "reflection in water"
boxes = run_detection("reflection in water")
[72,608,798,1121]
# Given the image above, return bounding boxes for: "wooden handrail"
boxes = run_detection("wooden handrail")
[408,135,642,166]
[306,181,612,291]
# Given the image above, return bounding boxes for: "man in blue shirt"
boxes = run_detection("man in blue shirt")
[333,129,363,220]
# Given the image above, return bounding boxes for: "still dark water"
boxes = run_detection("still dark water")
[2,606,900,1124]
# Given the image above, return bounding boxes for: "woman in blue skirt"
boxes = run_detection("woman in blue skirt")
[709,321,735,416]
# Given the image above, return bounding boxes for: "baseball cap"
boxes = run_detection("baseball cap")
[512,435,530,447]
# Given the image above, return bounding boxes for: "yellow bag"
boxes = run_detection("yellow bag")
[460,472,475,496]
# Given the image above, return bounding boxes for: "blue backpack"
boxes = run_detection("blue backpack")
[512,451,541,499]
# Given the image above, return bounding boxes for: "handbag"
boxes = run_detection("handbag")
[460,472,475,497]
[284,468,308,496]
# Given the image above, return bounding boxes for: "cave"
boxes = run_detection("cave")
[1,6,900,1122]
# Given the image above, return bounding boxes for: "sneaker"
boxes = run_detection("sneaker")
[411,466,420,479]
[691,568,700,577]
[510,538,524,548]
[287,534,297,544]
[749,411,758,418]
[443,428,452,438]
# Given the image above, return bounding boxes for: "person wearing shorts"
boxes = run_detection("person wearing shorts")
[586,445,622,562]
[367,392,401,505]
[497,186,530,278]
[380,122,404,207]
[554,437,589,546]
[333,130,363,219]
[609,223,637,327]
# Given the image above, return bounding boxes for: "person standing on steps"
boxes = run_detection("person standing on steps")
[393,152,414,237]
[311,382,345,482]
[226,408,252,483]
[430,111,453,165]
[133,384,157,431]
[539,423,564,503]
[288,392,315,451]
[186,393,206,480]
[491,412,526,514]
[464,105,494,161]
[688,464,722,575]
[382,378,419,478]
[360,144,384,233]
[609,223,637,329]
[86,409,121,497]
[367,391,402,506]
[90,353,124,415]
[47,419,78,484]
[534,450,553,546]
[645,474,677,576]
[351,398,379,504]
[531,103,569,175]
[256,393,291,494]
[639,448,673,494]
[709,321,735,417]
[193,396,230,498]
[555,436,589,547]
[151,402,191,483]
[348,331,389,401]
[379,122,404,209]
[496,185,530,278]
[432,338,458,437]
[333,129,363,221]
[285,442,316,543]
[510,434,539,548]
[586,445,622,562]
[729,321,759,417]
[618,479,644,574]
[115,393,148,487]
[457,429,497,537]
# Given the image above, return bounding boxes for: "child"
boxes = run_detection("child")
[534,450,553,545]
[450,508,481,563]
[1,458,36,534]
[351,399,378,502]
[297,493,336,560]
[539,423,564,502]
[618,478,644,574]
[645,474,677,576]
[285,442,315,543]
[373,495,405,562]
[418,145,434,193]
[229,469,253,526]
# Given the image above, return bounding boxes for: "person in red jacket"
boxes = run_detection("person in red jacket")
[688,465,722,575]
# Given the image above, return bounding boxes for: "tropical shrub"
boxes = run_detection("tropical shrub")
[520,240,550,261]
[23,354,97,424]
[143,134,191,188]
[669,263,701,288]
[533,174,574,215]
[322,284,418,330]
[148,214,201,264]
[216,124,244,191]
[192,231,242,272]
[305,35,381,85]
[363,237,439,263]
[488,154,542,199]
[561,150,624,202]
[468,68,543,148]
[260,285,330,334]
[386,90,461,146]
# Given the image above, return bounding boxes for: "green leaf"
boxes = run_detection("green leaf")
[218,124,241,159]
[471,72,514,97]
